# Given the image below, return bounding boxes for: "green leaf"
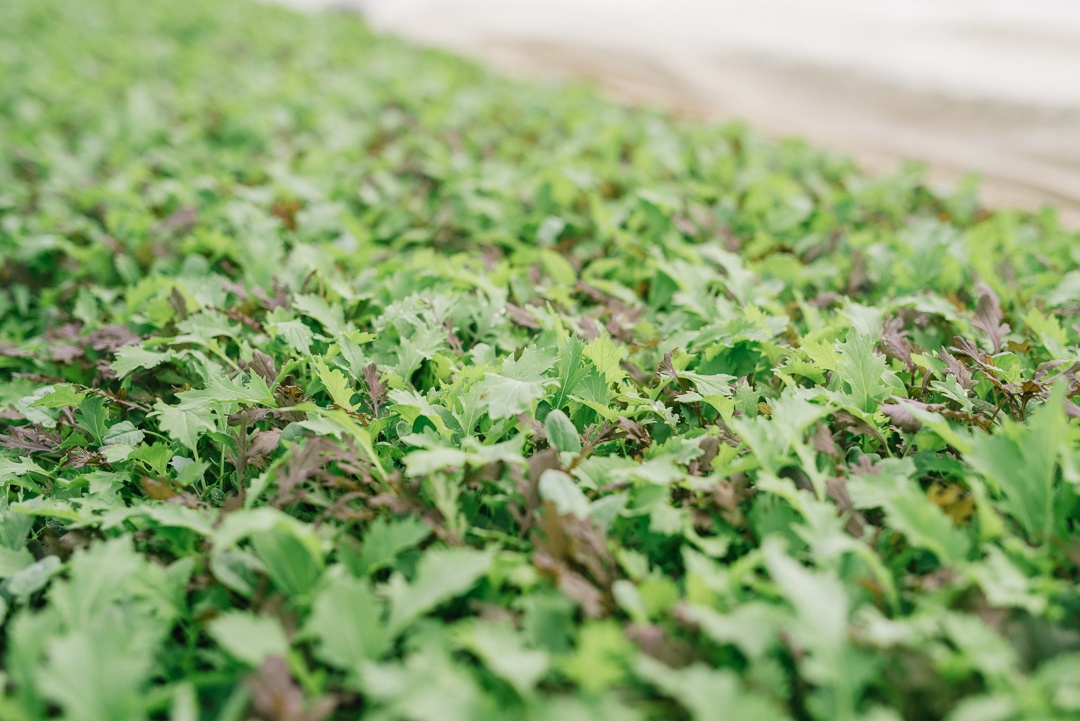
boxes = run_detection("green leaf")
[680,602,784,660]
[130,441,174,476]
[762,538,848,645]
[313,358,357,411]
[456,621,549,695]
[450,383,485,437]
[103,420,145,447]
[56,537,145,623]
[272,318,315,355]
[387,388,452,438]
[966,386,1070,541]
[387,546,494,635]
[501,345,559,382]
[30,384,88,408]
[401,446,469,476]
[348,516,431,576]
[77,395,111,445]
[212,507,316,549]
[550,337,589,410]
[111,345,173,379]
[359,643,484,719]
[835,331,888,413]
[173,458,210,487]
[538,469,590,518]
[570,367,620,420]
[306,572,386,669]
[128,503,214,537]
[559,620,633,692]
[207,612,289,667]
[175,373,276,409]
[0,546,35,578]
[306,407,386,478]
[152,401,215,454]
[544,409,582,454]
[635,656,784,721]
[293,293,347,336]
[4,555,62,599]
[336,332,372,377]
[1023,308,1069,359]
[100,443,133,463]
[0,456,47,486]
[480,347,557,420]
[481,373,548,420]
[249,524,324,597]
[678,371,736,399]
[38,612,161,721]
[583,334,627,386]
[847,458,971,563]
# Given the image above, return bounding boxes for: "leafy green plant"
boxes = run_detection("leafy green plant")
[1,0,1079,719]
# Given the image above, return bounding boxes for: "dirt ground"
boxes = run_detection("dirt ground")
[282,0,1080,225]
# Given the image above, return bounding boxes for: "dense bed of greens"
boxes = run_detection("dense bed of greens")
[1,1,1079,719]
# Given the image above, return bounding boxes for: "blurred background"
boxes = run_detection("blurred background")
[280,0,1080,223]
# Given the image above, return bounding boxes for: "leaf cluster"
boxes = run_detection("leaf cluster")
[1,1,1079,720]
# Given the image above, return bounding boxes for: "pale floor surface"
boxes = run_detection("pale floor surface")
[278,0,1080,224]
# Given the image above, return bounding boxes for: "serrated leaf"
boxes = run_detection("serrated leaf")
[0,546,35,578]
[348,516,431,576]
[550,337,589,410]
[678,371,736,398]
[835,331,888,412]
[847,458,971,563]
[966,386,1070,541]
[387,546,494,635]
[175,373,276,410]
[313,358,357,411]
[130,441,174,476]
[583,334,627,386]
[111,345,173,379]
[451,383,485,437]
[307,573,386,669]
[801,338,840,373]
[762,538,848,644]
[152,401,215,454]
[271,318,315,355]
[502,345,558,382]
[31,384,88,408]
[0,456,48,484]
[293,293,347,336]
[77,394,111,444]
[103,420,145,447]
[39,612,161,721]
[211,507,317,549]
[570,367,619,419]
[480,347,557,420]
[100,443,134,463]
[482,373,549,420]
